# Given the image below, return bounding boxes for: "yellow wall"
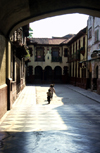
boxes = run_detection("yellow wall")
[28,45,69,75]
[69,33,87,78]
[0,35,6,86]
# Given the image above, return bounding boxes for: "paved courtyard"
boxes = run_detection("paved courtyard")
[0,84,100,153]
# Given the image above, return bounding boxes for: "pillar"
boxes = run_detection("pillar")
[42,70,44,83]
[6,40,12,110]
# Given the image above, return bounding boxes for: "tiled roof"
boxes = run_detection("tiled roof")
[48,38,66,44]
[61,36,75,44]
[30,38,49,44]
[30,38,67,45]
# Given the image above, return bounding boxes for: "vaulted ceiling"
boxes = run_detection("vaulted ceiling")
[1,0,100,37]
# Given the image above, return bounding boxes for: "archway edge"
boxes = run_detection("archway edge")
[9,8,100,37]
[1,0,100,37]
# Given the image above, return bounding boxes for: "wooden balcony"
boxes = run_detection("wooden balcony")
[68,52,80,62]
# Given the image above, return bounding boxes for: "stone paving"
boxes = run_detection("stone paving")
[0,84,100,153]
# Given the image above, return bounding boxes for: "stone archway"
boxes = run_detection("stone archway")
[1,0,100,36]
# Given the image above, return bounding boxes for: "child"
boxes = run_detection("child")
[47,89,52,104]
[50,84,55,99]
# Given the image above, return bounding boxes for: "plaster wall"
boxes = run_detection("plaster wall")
[70,33,87,78]
[0,35,6,86]
[28,45,68,75]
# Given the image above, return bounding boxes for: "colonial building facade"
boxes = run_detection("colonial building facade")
[67,27,88,89]
[27,37,72,84]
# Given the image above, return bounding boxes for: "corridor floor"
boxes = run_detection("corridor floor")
[0,84,100,153]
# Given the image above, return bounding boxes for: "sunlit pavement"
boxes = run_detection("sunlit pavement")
[0,84,100,153]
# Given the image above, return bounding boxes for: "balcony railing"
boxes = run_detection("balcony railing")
[52,57,62,62]
[10,28,23,43]
[68,51,80,62]
[80,47,85,56]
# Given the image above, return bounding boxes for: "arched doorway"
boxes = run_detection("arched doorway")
[44,66,52,83]
[96,66,98,79]
[54,66,62,83]
[95,66,98,90]
[35,66,43,83]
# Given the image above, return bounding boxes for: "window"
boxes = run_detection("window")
[64,48,68,57]
[83,37,85,47]
[96,66,98,78]
[63,66,68,75]
[73,44,74,53]
[36,47,44,61]
[82,68,86,78]
[88,27,92,39]
[52,50,59,57]
[95,29,99,42]
[51,47,62,62]
[79,40,80,49]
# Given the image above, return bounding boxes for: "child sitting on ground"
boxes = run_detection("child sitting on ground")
[47,89,52,104]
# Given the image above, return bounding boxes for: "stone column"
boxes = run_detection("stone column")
[42,70,44,83]
[6,40,12,110]
[52,70,54,83]
[6,41,11,78]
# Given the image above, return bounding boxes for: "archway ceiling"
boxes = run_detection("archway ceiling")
[1,0,100,37]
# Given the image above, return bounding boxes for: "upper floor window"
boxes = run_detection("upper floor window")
[64,48,68,57]
[52,48,59,58]
[73,44,74,53]
[83,36,85,47]
[79,40,80,49]
[51,47,62,62]
[36,47,44,61]
[88,27,92,39]
[95,29,99,42]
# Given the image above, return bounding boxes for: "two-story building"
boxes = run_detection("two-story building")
[66,27,88,89]
[27,37,73,84]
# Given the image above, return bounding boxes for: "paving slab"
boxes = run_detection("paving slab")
[0,84,100,153]
[66,84,100,103]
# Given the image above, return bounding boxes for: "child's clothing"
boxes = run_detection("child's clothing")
[47,90,52,104]
[50,85,55,98]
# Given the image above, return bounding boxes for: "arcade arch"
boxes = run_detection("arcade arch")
[44,66,52,82]
[35,66,43,80]
[54,66,62,83]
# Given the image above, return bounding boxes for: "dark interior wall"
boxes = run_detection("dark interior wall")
[0,0,100,36]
